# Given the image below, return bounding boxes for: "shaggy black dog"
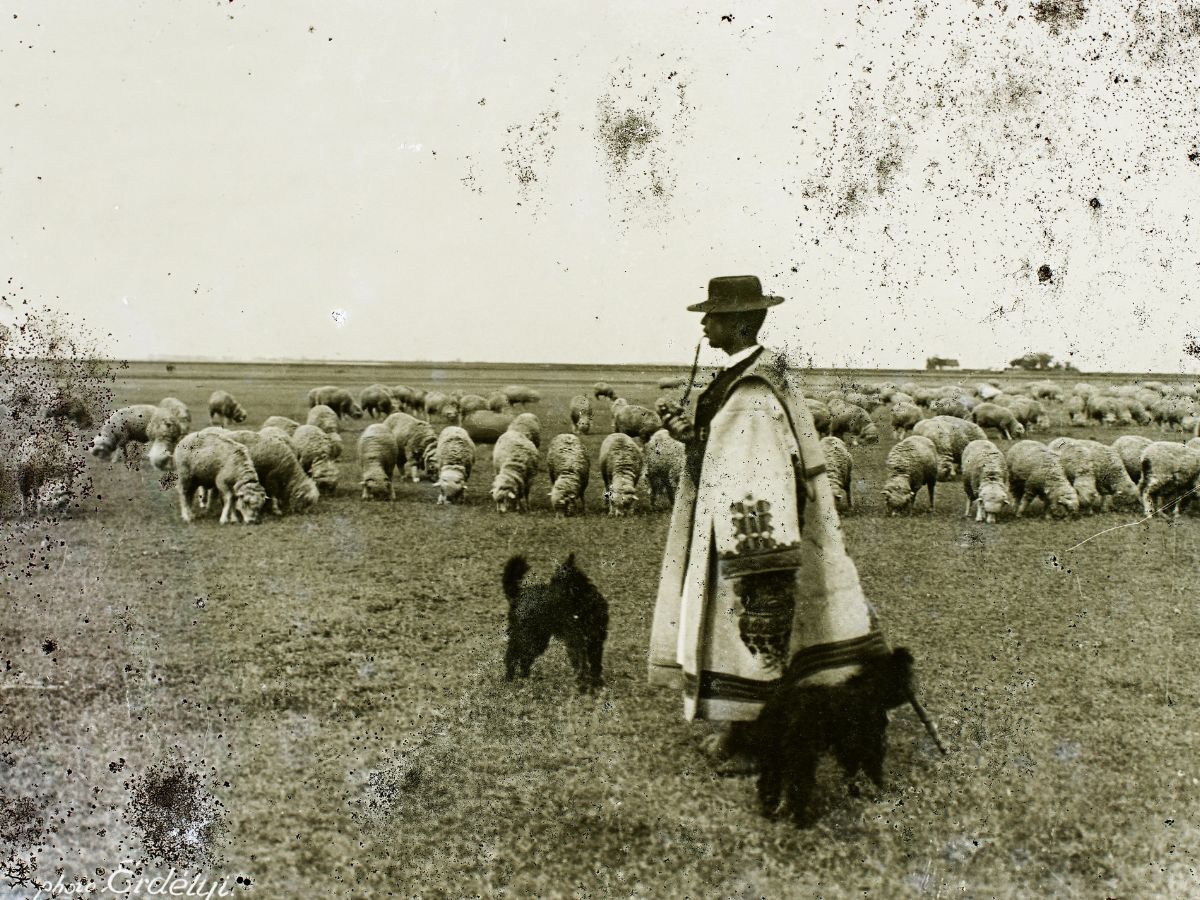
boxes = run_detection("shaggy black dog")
[742,646,917,827]
[502,553,608,693]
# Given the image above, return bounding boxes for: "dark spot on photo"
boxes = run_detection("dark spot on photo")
[1037,264,1053,282]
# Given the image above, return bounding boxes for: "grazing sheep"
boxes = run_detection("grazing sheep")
[435,425,476,504]
[399,418,439,482]
[612,402,661,443]
[889,402,923,439]
[462,410,515,446]
[459,394,489,415]
[1188,437,1200,451]
[961,439,1011,524]
[1064,394,1088,427]
[306,404,340,435]
[593,382,617,401]
[486,391,510,413]
[261,415,301,436]
[158,397,191,429]
[1046,438,1102,514]
[994,395,1045,433]
[930,397,972,420]
[599,432,643,516]
[805,399,831,437]
[1005,441,1080,519]
[881,435,938,515]
[89,404,181,465]
[491,430,539,513]
[389,385,423,414]
[423,391,449,421]
[291,424,341,494]
[971,402,1025,441]
[569,395,594,435]
[829,403,879,446]
[358,424,399,500]
[819,436,853,512]
[207,390,247,427]
[912,416,985,481]
[255,426,297,453]
[657,375,688,390]
[15,433,84,517]
[502,385,541,406]
[38,389,96,430]
[227,432,319,514]
[173,431,268,524]
[508,413,543,449]
[1139,442,1200,520]
[1075,439,1141,510]
[547,433,590,516]
[308,386,363,419]
[643,429,685,510]
[358,384,396,419]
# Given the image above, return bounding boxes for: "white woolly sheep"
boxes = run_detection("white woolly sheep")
[805,399,831,436]
[547,433,590,516]
[383,412,436,481]
[508,413,543,449]
[227,432,319,514]
[881,435,938,515]
[306,404,340,435]
[358,424,399,500]
[502,385,541,406]
[600,432,643,516]
[261,416,300,436]
[256,426,297,453]
[643,429,685,510]
[1139,441,1200,520]
[593,382,617,401]
[1005,441,1080,519]
[1074,439,1140,510]
[971,402,1025,441]
[657,376,688,390]
[461,410,514,446]
[569,395,594,435]
[435,425,476,504]
[612,403,661,443]
[207,390,247,427]
[173,431,268,524]
[912,416,986,481]
[158,397,191,429]
[961,439,1011,524]
[459,394,489,415]
[16,432,85,517]
[359,384,396,419]
[308,386,363,419]
[486,391,510,413]
[890,402,922,439]
[819,435,853,512]
[1046,438,1102,514]
[291,424,341,494]
[829,403,879,446]
[491,430,539,513]
[90,404,185,469]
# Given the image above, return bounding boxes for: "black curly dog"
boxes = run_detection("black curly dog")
[736,646,917,827]
[501,554,608,693]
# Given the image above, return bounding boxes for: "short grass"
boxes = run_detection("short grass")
[1,363,1197,898]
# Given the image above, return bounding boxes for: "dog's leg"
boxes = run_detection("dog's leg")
[504,647,518,682]
[588,634,605,690]
[757,759,783,817]
[784,747,821,828]
[859,709,889,789]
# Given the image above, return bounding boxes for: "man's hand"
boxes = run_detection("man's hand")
[655,397,694,442]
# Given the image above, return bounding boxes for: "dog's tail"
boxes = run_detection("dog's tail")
[502,555,530,603]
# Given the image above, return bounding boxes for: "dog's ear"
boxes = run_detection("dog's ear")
[882,647,917,708]
[563,552,577,570]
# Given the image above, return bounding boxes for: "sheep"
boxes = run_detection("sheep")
[569,395,594,435]
[158,397,191,430]
[889,402,923,439]
[1189,437,1200,451]
[1046,438,1102,514]
[486,391,510,413]
[435,425,476,504]
[502,385,541,406]
[1071,439,1140,510]
[1005,441,1080,519]
[389,385,423,414]
[881,435,938,516]
[38,388,96,430]
[593,382,617,401]
[388,415,438,482]
[423,391,449,421]
[461,410,514,446]
[643,429,685,511]
[207,390,247,427]
[359,384,396,419]
[89,404,185,468]
[308,386,363,419]
[805,399,831,437]
[491,430,539,513]
[290,424,341,494]
[994,395,1044,433]
[1064,395,1088,427]
[961,439,1011,523]
[459,394,489,415]
[930,397,972,420]
[508,413,543,449]
[612,403,661,443]
[599,432,643,516]
[173,431,268,524]
[547,433,590,516]
[829,403,879,446]
[912,416,986,481]
[1139,442,1200,520]
[819,436,853,512]
[257,426,298,453]
[657,376,688,390]
[15,432,84,517]
[357,424,399,500]
[226,432,319,514]
[260,416,301,436]
[971,402,1025,441]
[306,404,340,435]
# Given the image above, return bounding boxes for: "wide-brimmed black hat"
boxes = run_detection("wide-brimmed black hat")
[686,275,785,312]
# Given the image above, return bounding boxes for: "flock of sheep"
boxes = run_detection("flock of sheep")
[12,373,1200,525]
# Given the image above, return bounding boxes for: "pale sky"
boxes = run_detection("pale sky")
[3,1,1199,372]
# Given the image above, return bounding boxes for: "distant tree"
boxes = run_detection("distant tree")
[1009,352,1059,370]
[165,363,176,373]
[925,356,960,370]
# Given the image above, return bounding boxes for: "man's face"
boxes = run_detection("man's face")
[701,312,748,353]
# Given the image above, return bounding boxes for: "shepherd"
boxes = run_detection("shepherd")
[649,275,895,774]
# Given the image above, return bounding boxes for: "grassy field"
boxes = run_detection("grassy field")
[1,362,1198,898]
